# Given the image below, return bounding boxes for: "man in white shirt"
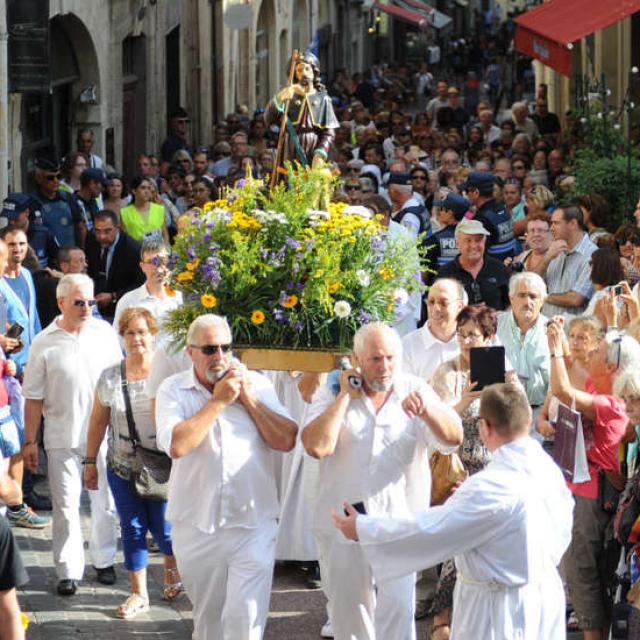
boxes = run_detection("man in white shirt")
[112,239,182,333]
[302,322,462,640]
[334,383,573,640]
[402,278,466,382]
[22,274,121,596]
[155,314,297,640]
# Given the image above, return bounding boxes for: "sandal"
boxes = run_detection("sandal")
[163,567,184,601]
[431,623,450,640]
[116,593,149,619]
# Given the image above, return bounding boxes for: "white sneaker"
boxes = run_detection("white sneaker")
[320,620,334,638]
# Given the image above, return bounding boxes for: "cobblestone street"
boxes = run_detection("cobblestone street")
[13,502,432,639]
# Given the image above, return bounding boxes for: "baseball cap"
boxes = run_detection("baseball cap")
[455,218,490,237]
[387,172,411,186]
[462,171,494,193]
[80,168,107,186]
[436,193,470,218]
[1,193,33,219]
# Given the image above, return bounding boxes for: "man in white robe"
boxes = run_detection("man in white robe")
[333,383,573,640]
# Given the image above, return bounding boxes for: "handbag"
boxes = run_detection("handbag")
[430,450,468,506]
[552,397,590,483]
[120,360,172,502]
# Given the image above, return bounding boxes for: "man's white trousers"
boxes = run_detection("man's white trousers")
[47,446,118,579]
[172,519,277,640]
[315,530,416,640]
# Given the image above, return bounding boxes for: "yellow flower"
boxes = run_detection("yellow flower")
[251,310,266,325]
[164,286,176,297]
[185,259,200,271]
[283,295,298,309]
[379,266,394,280]
[177,271,195,282]
[201,294,217,308]
[21,613,29,630]
[328,281,340,293]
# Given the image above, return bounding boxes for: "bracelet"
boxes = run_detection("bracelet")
[82,457,97,465]
[23,440,37,446]
[550,353,564,359]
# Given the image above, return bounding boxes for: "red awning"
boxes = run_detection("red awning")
[373,1,428,29]
[515,0,640,76]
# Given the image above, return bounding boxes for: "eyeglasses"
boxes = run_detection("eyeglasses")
[190,343,232,355]
[456,331,484,343]
[412,175,427,181]
[73,299,97,308]
[345,185,362,191]
[44,173,61,181]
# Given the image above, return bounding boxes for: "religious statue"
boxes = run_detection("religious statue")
[264,50,339,187]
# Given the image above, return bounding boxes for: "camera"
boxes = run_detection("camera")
[613,284,624,296]
[510,261,525,273]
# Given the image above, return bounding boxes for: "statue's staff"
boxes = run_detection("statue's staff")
[270,49,299,190]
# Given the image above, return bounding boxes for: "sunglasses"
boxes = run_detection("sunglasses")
[44,173,61,181]
[191,343,232,355]
[73,299,97,308]
[412,175,428,180]
[345,185,362,191]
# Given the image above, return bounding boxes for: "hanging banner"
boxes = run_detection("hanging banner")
[7,0,50,93]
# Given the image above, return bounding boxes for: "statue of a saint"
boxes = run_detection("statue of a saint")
[264,51,339,176]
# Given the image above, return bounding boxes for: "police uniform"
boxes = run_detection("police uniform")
[474,198,516,263]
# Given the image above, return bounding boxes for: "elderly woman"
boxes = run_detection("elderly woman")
[84,307,181,619]
[546,307,640,639]
[428,304,518,639]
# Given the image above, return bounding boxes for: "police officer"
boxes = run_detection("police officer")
[427,193,469,275]
[0,193,58,269]
[463,171,516,262]
[30,156,83,250]
[72,168,106,234]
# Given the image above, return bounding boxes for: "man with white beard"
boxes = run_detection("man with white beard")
[303,322,462,640]
[333,383,573,640]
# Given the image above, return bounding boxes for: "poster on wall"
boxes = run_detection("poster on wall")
[7,0,50,93]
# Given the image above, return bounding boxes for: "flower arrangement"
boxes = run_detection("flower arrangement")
[165,165,425,351]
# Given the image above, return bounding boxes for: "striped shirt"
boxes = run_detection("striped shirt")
[542,233,597,318]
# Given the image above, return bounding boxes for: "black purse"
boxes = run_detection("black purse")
[120,360,172,502]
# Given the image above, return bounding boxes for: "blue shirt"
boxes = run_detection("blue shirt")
[5,273,30,314]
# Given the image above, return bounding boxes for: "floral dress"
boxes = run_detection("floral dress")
[428,356,493,614]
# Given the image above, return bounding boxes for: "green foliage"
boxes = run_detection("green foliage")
[571,154,640,231]
[164,165,426,351]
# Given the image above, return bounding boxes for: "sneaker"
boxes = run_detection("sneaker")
[7,505,49,529]
[320,620,334,638]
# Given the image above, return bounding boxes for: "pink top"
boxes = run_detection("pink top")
[568,379,628,500]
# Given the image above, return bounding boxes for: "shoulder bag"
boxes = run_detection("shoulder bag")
[120,359,172,502]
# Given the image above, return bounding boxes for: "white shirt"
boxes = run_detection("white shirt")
[22,317,121,449]
[147,332,191,399]
[358,437,573,640]
[305,374,461,538]
[402,324,460,382]
[155,367,292,534]
[112,284,183,334]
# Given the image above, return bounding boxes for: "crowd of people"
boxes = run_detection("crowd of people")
[2,41,640,640]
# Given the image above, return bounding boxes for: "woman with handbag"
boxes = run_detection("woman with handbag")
[428,304,517,640]
[84,307,182,619]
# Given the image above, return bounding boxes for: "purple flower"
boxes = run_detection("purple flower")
[296,282,304,291]
[272,308,287,323]
[285,237,302,250]
[305,240,314,250]
[203,233,211,242]
[206,222,215,229]
[187,247,197,261]
[293,321,304,331]
[358,311,372,324]
[189,293,199,301]
[371,235,386,253]
[236,179,246,188]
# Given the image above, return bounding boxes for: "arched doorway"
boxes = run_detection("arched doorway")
[20,13,100,188]
[255,0,276,108]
